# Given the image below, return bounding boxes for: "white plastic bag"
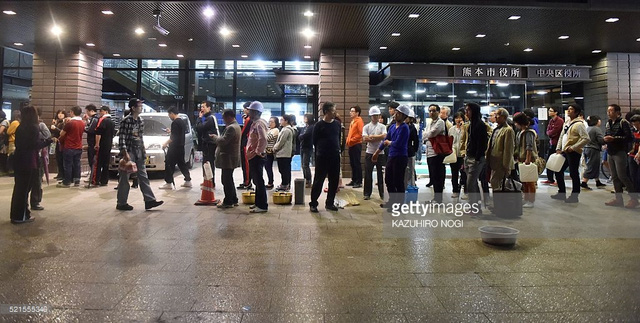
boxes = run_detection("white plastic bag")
[546,153,566,173]
[443,147,457,164]
[519,163,538,182]
[203,161,213,180]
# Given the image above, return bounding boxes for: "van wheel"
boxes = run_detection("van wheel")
[188,150,195,169]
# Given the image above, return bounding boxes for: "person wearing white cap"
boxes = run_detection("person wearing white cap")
[405,109,419,188]
[373,105,410,209]
[245,101,269,213]
[362,106,387,200]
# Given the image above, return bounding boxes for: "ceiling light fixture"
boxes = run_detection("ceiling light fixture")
[402,94,412,98]
[13,42,23,46]
[524,48,533,52]
[605,17,619,23]
[203,7,214,18]
[466,90,477,94]
[382,94,391,97]
[219,27,231,36]
[177,54,184,58]
[558,35,569,40]
[408,13,420,18]
[3,10,16,15]
[304,10,314,17]
[152,8,170,36]
[536,91,548,95]
[452,47,460,51]
[391,33,401,37]
[636,38,640,42]
[497,83,509,87]
[241,54,248,58]
[304,55,311,59]
[304,45,311,49]
[379,46,387,50]
[476,34,486,38]
[301,28,315,38]
[508,15,521,20]
[101,10,113,15]
[592,49,602,53]
[188,38,193,42]
[86,43,95,47]
[510,95,520,99]
[448,95,457,98]
[113,53,121,57]
[416,89,426,94]
[560,92,571,95]
[135,27,145,35]
[436,82,448,86]
[158,43,167,47]
[574,97,584,100]
[232,44,240,48]
[50,25,62,36]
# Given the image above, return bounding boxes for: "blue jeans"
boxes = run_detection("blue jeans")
[63,149,82,185]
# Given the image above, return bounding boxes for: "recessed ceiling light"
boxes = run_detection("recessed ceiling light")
[301,28,315,38]
[304,45,312,49]
[466,90,477,94]
[232,44,240,48]
[508,15,521,20]
[147,37,157,41]
[575,96,584,100]
[560,92,571,95]
[13,42,23,46]
[452,47,460,51]
[382,94,391,97]
[402,94,412,98]
[391,33,401,37]
[436,82,448,86]
[177,54,184,58]
[558,35,569,40]
[241,54,248,58]
[304,10,314,17]
[50,25,62,36]
[158,43,167,47]
[510,95,521,99]
[86,43,95,47]
[536,91,548,95]
[101,10,113,15]
[203,7,214,18]
[408,13,420,18]
[220,27,231,37]
[113,53,121,57]
[379,46,387,50]
[448,95,457,98]
[188,38,194,42]
[605,17,619,23]
[304,55,311,59]
[497,83,509,87]
[3,10,16,15]
[636,38,640,42]
[592,49,602,53]
[135,27,145,35]
[476,34,486,38]
[524,48,533,52]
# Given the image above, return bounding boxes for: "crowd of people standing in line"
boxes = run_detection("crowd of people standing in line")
[6,97,640,223]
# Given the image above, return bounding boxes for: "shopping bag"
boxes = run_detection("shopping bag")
[443,147,457,164]
[118,159,138,174]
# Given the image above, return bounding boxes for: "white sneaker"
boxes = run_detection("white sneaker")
[461,194,469,200]
[451,193,460,198]
[158,182,174,190]
[181,181,192,188]
[523,202,534,208]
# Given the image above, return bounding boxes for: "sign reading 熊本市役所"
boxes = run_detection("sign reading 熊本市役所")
[453,65,590,81]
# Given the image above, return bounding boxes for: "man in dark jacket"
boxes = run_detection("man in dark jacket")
[159,107,192,189]
[211,109,242,208]
[604,104,638,208]
[93,106,115,186]
[196,101,219,187]
[238,101,253,189]
[543,106,564,185]
[299,114,315,187]
[84,104,99,176]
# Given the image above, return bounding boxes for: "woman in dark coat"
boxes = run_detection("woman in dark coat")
[10,106,52,224]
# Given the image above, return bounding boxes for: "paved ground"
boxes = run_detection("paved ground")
[0,164,639,322]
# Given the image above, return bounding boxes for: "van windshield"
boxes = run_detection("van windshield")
[141,116,171,136]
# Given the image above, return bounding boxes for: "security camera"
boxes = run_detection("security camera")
[153,24,170,36]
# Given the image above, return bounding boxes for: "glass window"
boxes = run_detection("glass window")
[236,71,280,98]
[237,60,283,70]
[103,58,138,69]
[488,82,525,116]
[142,59,180,69]
[368,62,379,72]
[193,60,234,70]
[3,48,32,68]
[2,49,33,115]
[141,70,185,111]
[284,61,316,71]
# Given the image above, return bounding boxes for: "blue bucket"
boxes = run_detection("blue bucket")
[405,185,419,203]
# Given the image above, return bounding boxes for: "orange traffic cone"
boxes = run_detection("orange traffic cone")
[195,162,219,206]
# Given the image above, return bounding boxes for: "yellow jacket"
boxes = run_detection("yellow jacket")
[486,125,515,172]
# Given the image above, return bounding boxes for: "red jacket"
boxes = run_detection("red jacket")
[546,116,564,146]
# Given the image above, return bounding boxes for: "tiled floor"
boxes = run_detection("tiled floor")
[0,165,639,322]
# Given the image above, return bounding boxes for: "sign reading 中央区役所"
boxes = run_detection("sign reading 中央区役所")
[453,65,590,81]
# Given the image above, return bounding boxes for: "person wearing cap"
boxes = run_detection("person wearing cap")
[309,102,342,212]
[424,104,446,203]
[346,105,365,188]
[362,106,387,200]
[115,98,163,211]
[405,109,419,188]
[196,101,220,187]
[373,105,410,209]
[245,101,269,213]
[238,102,253,189]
